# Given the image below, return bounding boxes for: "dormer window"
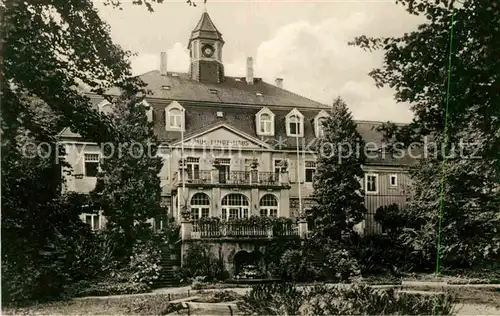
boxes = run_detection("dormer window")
[141,100,153,123]
[286,109,304,137]
[256,107,275,136]
[314,110,329,138]
[165,101,185,131]
[169,109,182,128]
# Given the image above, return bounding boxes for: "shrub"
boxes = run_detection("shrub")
[323,245,361,282]
[279,249,322,282]
[129,239,161,285]
[303,284,455,315]
[238,283,304,316]
[238,283,455,316]
[177,243,228,282]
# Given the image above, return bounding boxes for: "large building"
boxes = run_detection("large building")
[59,10,414,237]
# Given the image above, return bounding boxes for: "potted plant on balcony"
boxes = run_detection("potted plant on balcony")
[250,159,259,170]
[180,203,191,221]
[279,160,288,172]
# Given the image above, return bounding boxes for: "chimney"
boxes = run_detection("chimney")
[246,57,254,85]
[275,78,283,89]
[160,52,167,76]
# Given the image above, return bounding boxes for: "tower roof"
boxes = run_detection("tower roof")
[189,11,224,44]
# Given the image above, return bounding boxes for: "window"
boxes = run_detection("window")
[216,158,231,183]
[305,161,316,183]
[221,193,249,220]
[314,111,329,138]
[365,174,378,194]
[317,117,327,138]
[259,194,278,218]
[84,153,99,177]
[260,113,272,134]
[169,109,182,128]
[274,159,286,174]
[85,213,101,230]
[256,107,275,136]
[165,101,185,131]
[141,100,153,123]
[289,115,301,136]
[390,174,398,187]
[190,193,210,220]
[186,157,200,180]
[286,109,304,137]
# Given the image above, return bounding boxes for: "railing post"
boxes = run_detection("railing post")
[211,167,218,184]
[181,220,193,240]
[280,171,289,185]
[250,169,258,185]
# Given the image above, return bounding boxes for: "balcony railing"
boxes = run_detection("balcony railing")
[173,170,287,187]
[191,220,299,239]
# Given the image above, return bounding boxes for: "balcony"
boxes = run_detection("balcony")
[189,220,299,240]
[172,170,289,188]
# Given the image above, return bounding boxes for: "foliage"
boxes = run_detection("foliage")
[1,0,151,305]
[301,284,455,316]
[238,283,304,316]
[352,234,410,275]
[279,249,323,282]
[323,241,361,282]
[177,243,228,282]
[1,190,98,305]
[350,0,500,269]
[200,290,242,303]
[311,97,366,244]
[261,239,301,277]
[129,238,162,285]
[239,283,455,316]
[90,94,165,261]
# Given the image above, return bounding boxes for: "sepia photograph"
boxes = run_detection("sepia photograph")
[1,0,499,315]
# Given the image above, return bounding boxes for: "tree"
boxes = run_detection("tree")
[310,97,367,243]
[0,0,159,303]
[351,0,500,268]
[90,94,164,261]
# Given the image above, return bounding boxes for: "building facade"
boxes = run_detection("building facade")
[59,10,413,236]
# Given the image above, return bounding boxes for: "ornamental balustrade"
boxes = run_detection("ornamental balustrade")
[187,219,302,239]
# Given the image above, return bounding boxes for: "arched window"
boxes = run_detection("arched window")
[317,117,327,137]
[168,108,182,128]
[165,101,185,131]
[260,113,272,134]
[286,109,304,137]
[190,193,210,220]
[259,194,278,218]
[255,107,275,136]
[221,193,249,220]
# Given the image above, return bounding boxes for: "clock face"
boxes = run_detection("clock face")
[202,44,215,58]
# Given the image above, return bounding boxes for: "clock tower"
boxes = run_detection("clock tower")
[188,10,225,84]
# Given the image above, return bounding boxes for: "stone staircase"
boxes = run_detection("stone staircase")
[153,238,181,288]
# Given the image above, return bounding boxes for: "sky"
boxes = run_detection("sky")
[94,0,424,123]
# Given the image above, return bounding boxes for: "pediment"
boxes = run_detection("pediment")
[178,124,271,149]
